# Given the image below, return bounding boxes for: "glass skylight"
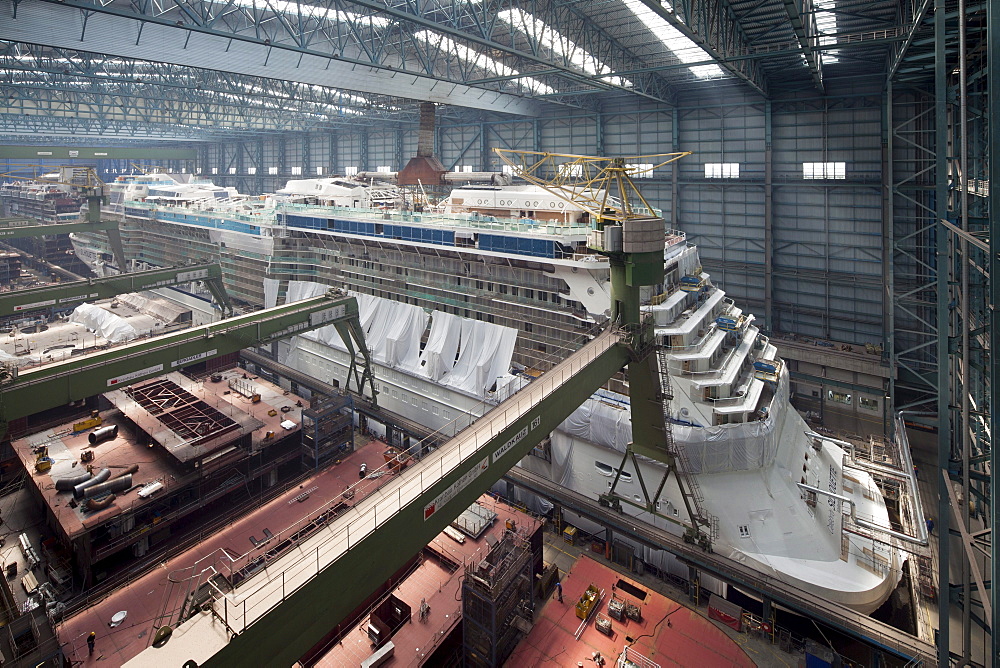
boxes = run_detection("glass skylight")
[814,0,839,64]
[621,0,726,79]
[413,30,555,95]
[496,9,632,87]
[225,0,390,28]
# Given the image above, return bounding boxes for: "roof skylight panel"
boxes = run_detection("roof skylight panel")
[495,9,632,87]
[225,0,391,28]
[413,30,556,95]
[814,0,839,64]
[620,0,727,79]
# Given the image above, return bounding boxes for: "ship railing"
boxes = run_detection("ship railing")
[276,202,594,236]
[205,328,622,636]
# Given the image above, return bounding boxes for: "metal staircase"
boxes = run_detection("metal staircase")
[655,346,718,543]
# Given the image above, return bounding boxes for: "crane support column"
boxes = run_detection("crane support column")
[0,262,228,317]
[143,329,629,667]
[0,291,375,438]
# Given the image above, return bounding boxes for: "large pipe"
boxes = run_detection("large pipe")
[73,468,111,499]
[85,494,116,511]
[796,482,928,546]
[54,471,91,491]
[89,424,119,445]
[114,464,139,478]
[81,475,132,500]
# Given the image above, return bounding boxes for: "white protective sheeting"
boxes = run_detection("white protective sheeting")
[399,310,461,381]
[69,303,138,343]
[559,393,633,454]
[378,302,429,368]
[677,245,701,277]
[439,319,518,397]
[556,371,789,475]
[285,280,328,303]
[263,278,281,309]
[673,368,788,474]
[288,284,428,369]
[116,293,189,324]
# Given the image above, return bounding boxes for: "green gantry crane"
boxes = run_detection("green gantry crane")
[0,261,233,318]
[145,151,719,667]
[496,149,716,549]
[0,166,129,271]
[0,290,375,440]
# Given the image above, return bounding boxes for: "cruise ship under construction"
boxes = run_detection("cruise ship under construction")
[0,151,937,667]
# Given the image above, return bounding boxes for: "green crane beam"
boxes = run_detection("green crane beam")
[0,217,128,272]
[0,262,232,317]
[0,291,376,434]
[197,328,630,667]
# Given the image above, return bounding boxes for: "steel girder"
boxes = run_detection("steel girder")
[0,291,378,435]
[776,0,824,91]
[0,0,541,115]
[0,115,216,140]
[635,0,769,96]
[1,0,666,110]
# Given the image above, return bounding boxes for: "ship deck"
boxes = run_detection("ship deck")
[510,554,755,668]
[55,436,393,665]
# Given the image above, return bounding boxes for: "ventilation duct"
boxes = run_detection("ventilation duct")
[81,474,132,500]
[73,468,111,499]
[89,424,119,444]
[55,471,92,491]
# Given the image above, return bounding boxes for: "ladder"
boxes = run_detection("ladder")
[655,347,718,542]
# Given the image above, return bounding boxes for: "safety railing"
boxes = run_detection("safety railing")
[208,327,621,635]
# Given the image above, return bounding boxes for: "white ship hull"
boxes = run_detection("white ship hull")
[49,174,907,614]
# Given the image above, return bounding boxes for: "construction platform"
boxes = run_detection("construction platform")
[54,434,399,665]
[511,553,755,667]
[310,496,542,666]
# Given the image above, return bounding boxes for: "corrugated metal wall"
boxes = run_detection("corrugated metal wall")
[197,90,886,344]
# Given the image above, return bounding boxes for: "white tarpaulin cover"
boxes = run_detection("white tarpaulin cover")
[400,310,460,381]
[555,369,790,475]
[116,293,188,324]
[281,279,517,397]
[439,319,518,396]
[263,278,281,309]
[284,282,427,370]
[285,281,328,303]
[378,302,429,368]
[69,303,138,343]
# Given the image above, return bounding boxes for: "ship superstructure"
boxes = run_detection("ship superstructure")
[4,170,913,614]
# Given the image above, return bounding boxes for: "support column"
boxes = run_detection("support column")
[277,136,286,178]
[883,86,895,437]
[764,100,774,333]
[395,127,405,172]
[989,0,999,659]
[360,131,369,173]
[329,131,339,176]
[595,112,605,156]
[302,134,311,177]
[480,122,490,172]
[933,2,952,665]
[687,566,700,604]
[671,109,680,230]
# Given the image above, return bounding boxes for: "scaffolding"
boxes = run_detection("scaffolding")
[462,528,535,667]
[300,393,354,470]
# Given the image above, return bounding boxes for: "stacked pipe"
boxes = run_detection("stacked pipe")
[79,475,132,500]
[73,468,111,499]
